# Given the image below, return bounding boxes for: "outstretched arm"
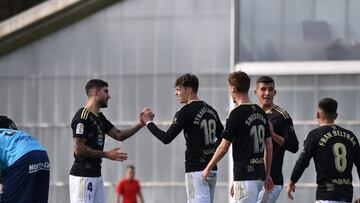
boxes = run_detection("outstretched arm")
[107,112,146,141]
[146,122,182,144]
[73,138,128,161]
[143,108,182,144]
[107,124,144,141]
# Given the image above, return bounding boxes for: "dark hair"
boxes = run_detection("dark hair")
[256,76,274,85]
[318,98,338,120]
[85,79,108,96]
[0,115,18,129]
[228,71,250,93]
[174,73,199,93]
[126,165,135,170]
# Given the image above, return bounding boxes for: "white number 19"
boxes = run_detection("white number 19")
[250,125,265,153]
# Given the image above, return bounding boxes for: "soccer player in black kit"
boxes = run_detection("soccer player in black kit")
[141,73,224,203]
[254,76,299,203]
[203,71,273,203]
[70,79,146,203]
[287,98,360,203]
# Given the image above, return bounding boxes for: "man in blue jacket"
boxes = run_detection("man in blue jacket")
[0,115,50,203]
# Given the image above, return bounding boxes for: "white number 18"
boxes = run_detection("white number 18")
[200,119,217,145]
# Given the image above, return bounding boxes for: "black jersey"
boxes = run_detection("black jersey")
[290,125,360,202]
[147,101,224,173]
[70,107,114,177]
[222,103,271,181]
[267,105,299,185]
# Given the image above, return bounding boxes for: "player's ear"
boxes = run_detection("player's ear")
[94,88,102,96]
[316,111,320,119]
[88,88,97,97]
[274,89,277,96]
[333,112,338,120]
[230,85,235,94]
[254,84,259,96]
[186,87,193,94]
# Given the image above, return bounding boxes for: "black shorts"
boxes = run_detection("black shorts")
[2,150,50,203]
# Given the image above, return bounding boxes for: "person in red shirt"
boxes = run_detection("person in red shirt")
[115,165,144,203]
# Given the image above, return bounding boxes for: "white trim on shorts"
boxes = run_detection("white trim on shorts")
[185,171,217,203]
[232,180,264,203]
[257,185,283,203]
[69,175,104,203]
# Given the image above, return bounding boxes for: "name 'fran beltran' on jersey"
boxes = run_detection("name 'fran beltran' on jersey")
[291,125,360,202]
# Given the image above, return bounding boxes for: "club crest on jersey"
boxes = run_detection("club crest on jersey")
[97,134,104,146]
[76,123,84,134]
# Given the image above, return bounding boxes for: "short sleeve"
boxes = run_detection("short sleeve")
[222,111,237,142]
[101,114,115,133]
[72,118,89,139]
[281,117,299,153]
[115,180,124,194]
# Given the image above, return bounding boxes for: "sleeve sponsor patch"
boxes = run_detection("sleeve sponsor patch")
[76,123,84,134]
